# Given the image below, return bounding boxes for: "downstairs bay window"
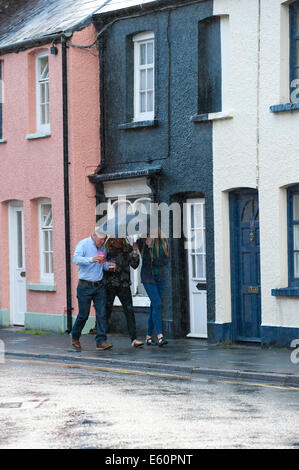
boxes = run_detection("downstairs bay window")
[107,197,151,306]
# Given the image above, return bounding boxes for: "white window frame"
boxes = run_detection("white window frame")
[36,52,50,134]
[133,31,155,122]
[186,199,206,282]
[38,198,54,284]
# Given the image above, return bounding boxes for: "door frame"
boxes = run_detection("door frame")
[186,197,208,338]
[229,189,261,343]
[8,201,26,326]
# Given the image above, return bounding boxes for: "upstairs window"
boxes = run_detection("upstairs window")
[36,53,50,133]
[133,31,155,121]
[290,2,299,100]
[198,17,222,114]
[39,199,53,283]
[287,184,299,287]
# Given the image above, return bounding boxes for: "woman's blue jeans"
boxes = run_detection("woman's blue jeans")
[143,275,165,337]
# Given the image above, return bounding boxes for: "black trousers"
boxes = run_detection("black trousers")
[106,285,137,342]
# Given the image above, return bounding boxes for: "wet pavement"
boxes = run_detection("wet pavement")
[1,327,299,387]
[1,357,299,449]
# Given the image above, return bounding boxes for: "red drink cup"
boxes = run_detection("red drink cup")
[98,251,105,264]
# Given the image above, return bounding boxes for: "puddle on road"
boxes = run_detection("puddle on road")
[0,399,50,410]
[6,339,28,343]
[227,361,272,367]
[0,402,22,409]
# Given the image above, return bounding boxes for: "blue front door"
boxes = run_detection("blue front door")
[230,190,261,342]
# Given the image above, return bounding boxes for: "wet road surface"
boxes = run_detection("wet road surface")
[0,358,299,449]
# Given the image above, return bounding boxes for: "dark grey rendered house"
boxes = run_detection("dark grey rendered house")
[89,0,222,341]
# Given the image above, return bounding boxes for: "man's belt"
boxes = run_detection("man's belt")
[79,279,103,286]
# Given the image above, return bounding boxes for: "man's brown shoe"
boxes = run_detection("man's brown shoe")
[71,338,82,351]
[96,342,113,350]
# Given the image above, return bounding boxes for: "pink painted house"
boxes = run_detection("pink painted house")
[0,0,110,332]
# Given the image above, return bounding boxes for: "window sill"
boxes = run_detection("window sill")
[26,131,51,140]
[271,287,299,297]
[191,111,234,122]
[26,283,56,292]
[114,296,150,307]
[269,102,299,113]
[118,120,159,130]
[0,138,7,143]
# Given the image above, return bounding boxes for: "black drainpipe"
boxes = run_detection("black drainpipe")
[61,36,73,333]
[98,33,106,171]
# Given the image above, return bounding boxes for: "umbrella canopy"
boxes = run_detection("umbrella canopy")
[96,212,158,238]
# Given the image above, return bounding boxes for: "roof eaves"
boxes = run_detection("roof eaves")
[0,15,95,55]
[0,32,64,55]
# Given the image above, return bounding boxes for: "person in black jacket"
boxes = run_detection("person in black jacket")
[91,238,144,348]
[137,230,169,347]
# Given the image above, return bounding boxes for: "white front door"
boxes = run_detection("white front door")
[9,203,26,326]
[186,198,207,338]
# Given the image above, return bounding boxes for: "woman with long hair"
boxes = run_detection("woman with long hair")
[105,238,144,347]
[90,238,144,347]
[136,229,169,347]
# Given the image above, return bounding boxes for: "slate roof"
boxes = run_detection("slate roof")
[0,0,161,51]
[0,0,111,50]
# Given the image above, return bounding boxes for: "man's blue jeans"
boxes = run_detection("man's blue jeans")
[143,275,165,337]
[71,280,107,345]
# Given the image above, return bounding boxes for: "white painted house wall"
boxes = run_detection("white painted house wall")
[212,0,299,334]
[259,0,299,329]
[213,0,260,325]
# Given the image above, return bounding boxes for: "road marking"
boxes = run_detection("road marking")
[219,379,299,391]
[7,358,299,391]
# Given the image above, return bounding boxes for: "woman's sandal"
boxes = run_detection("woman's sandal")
[146,337,157,346]
[131,339,144,348]
[157,336,168,347]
